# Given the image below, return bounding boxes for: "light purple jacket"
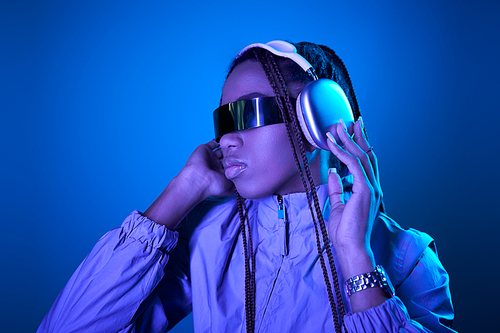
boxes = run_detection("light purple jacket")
[38,185,455,332]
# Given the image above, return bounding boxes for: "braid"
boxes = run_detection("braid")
[236,193,255,333]
[291,44,351,320]
[266,51,347,324]
[254,49,345,332]
[245,199,256,328]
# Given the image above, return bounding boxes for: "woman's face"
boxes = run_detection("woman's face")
[219,60,306,199]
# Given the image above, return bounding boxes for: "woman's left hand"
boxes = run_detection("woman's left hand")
[327,117,389,312]
[326,117,383,257]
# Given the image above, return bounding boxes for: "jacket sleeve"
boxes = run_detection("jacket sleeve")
[37,210,192,333]
[343,236,456,332]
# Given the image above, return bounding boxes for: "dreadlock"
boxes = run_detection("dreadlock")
[227,41,363,333]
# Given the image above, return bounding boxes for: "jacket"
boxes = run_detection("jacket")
[37,184,455,332]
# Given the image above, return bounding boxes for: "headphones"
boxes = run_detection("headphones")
[238,40,355,150]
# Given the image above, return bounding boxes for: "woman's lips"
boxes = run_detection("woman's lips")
[224,165,246,179]
[223,158,247,179]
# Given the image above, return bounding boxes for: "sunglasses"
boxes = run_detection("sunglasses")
[213,97,296,141]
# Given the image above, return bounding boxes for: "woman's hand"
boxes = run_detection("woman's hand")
[182,140,235,198]
[143,140,234,229]
[326,117,387,311]
[326,117,382,252]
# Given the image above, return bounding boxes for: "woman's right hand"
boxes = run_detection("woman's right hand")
[181,140,235,198]
[143,140,234,229]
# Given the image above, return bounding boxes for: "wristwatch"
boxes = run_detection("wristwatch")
[345,265,395,298]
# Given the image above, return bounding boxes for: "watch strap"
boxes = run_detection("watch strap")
[345,265,395,298]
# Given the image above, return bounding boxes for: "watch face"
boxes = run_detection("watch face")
[376,265,395,297]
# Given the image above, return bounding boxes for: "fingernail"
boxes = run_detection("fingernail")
[339,118,347,131]
[358,116,364,130]
[326,132,336,144]
[329,167,337,174]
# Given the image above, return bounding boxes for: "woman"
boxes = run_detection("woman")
[38,41,455,332]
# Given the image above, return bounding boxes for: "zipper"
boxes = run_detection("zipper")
[277,195,289,256]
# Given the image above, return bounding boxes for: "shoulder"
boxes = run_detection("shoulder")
[371,213,435,287]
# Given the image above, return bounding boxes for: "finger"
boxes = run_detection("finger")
[327,132,371,192]
[207,139,220,150]
[336,119,377,187]
[200,140,223,170]
[353,117,379,179]
[207,140,223,159]
[213,148,223,160]
[328,167,344,210]
[207,140,222,155]
[347,121,355,139]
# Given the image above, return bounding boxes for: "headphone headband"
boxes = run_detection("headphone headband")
[237,40,319,80]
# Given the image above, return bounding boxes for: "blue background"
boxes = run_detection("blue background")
[2,0,499,332]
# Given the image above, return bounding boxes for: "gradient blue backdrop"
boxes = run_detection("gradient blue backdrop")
[2,0,499,332]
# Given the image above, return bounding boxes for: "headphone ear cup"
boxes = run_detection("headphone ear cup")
[296,79,354,150]
[296,94,320,149]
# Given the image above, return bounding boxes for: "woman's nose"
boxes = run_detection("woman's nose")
[219,132,243,150]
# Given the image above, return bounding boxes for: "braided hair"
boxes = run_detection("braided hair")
[227,41,361,333]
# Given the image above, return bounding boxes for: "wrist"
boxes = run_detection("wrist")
[344,265,393,313]
[336,245,376,280]
[177,166,212,201]
[345,265,394,297]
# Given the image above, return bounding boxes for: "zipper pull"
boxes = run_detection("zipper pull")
[278,195,285,219]
[277,195,289,256]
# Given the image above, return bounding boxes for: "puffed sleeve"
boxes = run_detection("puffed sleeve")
[37,210,192,333]
[343,225,456,332]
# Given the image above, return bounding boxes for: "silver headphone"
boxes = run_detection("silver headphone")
[238,40,355,150]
